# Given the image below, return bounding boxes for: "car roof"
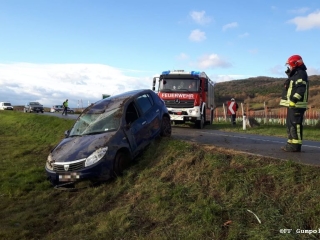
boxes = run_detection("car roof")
[98,89,154,104]
[84,89,155,113]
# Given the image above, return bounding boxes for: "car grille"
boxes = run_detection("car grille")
[53,159,86,173]
[164,99,194,108]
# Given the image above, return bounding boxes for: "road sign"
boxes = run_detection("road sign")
[102,94,110,99]
[227,101,236,115]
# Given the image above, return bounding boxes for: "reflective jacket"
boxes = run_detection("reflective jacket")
[279,65,308,109]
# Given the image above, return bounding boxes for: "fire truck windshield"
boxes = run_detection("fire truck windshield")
[160,79,199,91]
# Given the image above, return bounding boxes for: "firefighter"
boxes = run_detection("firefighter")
[280,55,309,152]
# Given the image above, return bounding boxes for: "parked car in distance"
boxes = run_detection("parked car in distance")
[0,102,13,110]
[45,89,172,187]
[24,102,44,113]
[50,105,63,112]
[50,105,74,114]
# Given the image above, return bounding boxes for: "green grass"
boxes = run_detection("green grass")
[1,111,320,240]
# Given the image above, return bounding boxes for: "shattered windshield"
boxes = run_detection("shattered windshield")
[69,107,122,136]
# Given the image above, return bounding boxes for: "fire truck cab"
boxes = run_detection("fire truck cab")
[152,70,215,129]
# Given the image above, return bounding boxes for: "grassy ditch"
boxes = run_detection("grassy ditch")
[1,111,320,240]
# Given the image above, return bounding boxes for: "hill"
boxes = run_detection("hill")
[214,75,320,110]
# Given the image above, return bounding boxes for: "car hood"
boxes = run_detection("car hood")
[51,131,117,163]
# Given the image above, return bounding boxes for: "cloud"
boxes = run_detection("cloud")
[269,64,320,77]
[288,7,310,15]
[210,74,245,83]
[269,65,284,76]
[190,11,212,25]
[248,48,258,54]
[0,63,151,107]
[307,67,320,75]
[238,32,249,38]
[189,29,206,42]
[222,22,238,31]
[287,10,320,30]
[176,53,189,60]
[195,54,232,69]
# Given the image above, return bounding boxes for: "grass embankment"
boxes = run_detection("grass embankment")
[1,111,320,240]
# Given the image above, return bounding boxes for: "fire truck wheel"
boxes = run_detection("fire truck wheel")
[160,116,172,137]
[196,114,205,129]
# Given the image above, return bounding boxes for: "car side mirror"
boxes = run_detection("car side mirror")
[64,130,70,138]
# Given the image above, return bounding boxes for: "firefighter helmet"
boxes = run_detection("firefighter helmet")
[286,55,304,68]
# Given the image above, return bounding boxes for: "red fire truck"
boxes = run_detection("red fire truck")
[152,70,215,129]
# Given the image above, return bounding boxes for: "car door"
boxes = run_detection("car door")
[122,101,149,155]
[135,93,161,142]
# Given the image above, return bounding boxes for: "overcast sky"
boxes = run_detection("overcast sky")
[1,0,320,107]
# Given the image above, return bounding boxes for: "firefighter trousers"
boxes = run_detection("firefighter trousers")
[231,114,236,125]
[286,108,306,145]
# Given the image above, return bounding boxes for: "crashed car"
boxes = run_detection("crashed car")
[45,89,172,187]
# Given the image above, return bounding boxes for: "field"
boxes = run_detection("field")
[1,111,320,240]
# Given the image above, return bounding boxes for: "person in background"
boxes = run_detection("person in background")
[280,55,309,152]
[230,98,239,125]
[62,99,69,116]
[177,81,185,89]
[189,81,196,90]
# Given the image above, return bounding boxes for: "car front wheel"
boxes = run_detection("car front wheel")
[113,151,131,177]
[160,116,172,137]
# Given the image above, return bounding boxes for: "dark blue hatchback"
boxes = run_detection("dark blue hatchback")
[45,89,171,187]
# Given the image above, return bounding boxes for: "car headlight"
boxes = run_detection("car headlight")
[46,153,54,170]
[85,147,108,167]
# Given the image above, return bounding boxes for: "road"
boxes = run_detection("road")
[42,111,79,120]
[42,112,320,166]
[172,127,320,166]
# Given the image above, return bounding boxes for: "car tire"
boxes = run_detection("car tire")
[160,116,172,137]
[113,151,131,177]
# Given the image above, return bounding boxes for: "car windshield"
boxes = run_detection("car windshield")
[69,107,122,136]
[4,103,11,106]
[30,102,40,105]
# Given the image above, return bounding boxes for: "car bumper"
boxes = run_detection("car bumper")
[45,160,113,185]
[31,108,44,112]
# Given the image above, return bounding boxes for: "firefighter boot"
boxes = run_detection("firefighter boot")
[281,143,301,152]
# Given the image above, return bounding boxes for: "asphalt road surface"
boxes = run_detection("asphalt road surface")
[42,112,79,120]
[172,127,320,166]
[42,112,320,166]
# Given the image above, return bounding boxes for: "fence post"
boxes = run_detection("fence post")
[243,113,247,130]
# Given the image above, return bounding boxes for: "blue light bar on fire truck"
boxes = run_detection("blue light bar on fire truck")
[161,70,203,76]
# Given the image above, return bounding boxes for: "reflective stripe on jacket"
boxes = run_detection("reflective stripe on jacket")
[279,67,308,109]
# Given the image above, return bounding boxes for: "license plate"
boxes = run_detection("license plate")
[59,173,80,182]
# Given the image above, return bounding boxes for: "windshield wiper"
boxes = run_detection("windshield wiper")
[176,88,190,91]
[69,134,82,137]
[82,131,107,135]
